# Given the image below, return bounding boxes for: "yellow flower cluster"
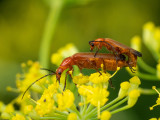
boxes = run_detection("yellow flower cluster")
[51,43,78,66]
[16,61,46,93]
[1,44,143,120]
[57,89,75,111]
[143,22,160,54]
[150,86,160,110]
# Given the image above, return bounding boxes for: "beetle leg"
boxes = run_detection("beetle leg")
[63,68,73,91]
[94,48,99,57]
[127,63,136,73]
[102,58,106,72]
[87,58,102,75]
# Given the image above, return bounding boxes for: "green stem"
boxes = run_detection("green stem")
[101,97,120,111]
[81,100,88,117]
[139,87,160,95]
[85,104,95,114]
[138,58,156,74]
[39,0,64,68]
[55,110,68,116]
[40,116,66,120]
[137,72,159,80]
[111,105,130,114]
[106,97,128,111]
[67,105,81,119]
[85,97,120,119]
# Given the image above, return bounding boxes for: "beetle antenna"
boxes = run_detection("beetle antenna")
[40,68,55,73]
[21,72,56,99]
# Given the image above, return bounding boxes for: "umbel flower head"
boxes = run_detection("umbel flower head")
[2,44,141,120]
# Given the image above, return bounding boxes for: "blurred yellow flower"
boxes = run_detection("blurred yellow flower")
[100,111,111,120]
[67,113,77,120]
[57,89,75,111]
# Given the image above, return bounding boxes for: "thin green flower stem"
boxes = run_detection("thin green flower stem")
[67,105,81,119]
[40,116,66,120]
[136,72,159,80]
[106,97,128,111]
[39,0,64,68]
[80,96,84,114]
[47,111,68,118]
[88,97,120,117]
[89,97,123,119]
[101,97,121,111]
[90,118,98,120]
[55,110,68,116]
[81,100,88,117]
[85,97,120,119]
[137,58,156,74]
[85,104,95,114]
[111,105,130,115]
[139,88,160,95]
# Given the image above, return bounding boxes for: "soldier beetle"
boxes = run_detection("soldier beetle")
[89,38,142,72]
[22,52,135,99]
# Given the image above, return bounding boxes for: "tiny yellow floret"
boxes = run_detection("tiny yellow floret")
[73,73,89,84]
[150,86,160,110]
[129,76,141,85]
[21,63,26,68]
[57,89,75,111]
[11,114,25,120]
[4,104,14,113]
[149,118,158,120]
[89,72,110,84]
[128,89,140,107]
[143,22,155,31]
[131,36,141,51]
[27,60,33,66]
[118,81,130,99]
[67,113,77,120]
[100,111,111,120]
[23,105,33,114]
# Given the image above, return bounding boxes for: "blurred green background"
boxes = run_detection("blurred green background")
[0,0,160,119]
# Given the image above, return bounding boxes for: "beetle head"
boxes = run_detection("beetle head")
[56,67,63,81]
[89,41,95,51]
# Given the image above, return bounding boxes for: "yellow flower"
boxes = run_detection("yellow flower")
[78,85,93,96]
[35,84,57,116]
[100,111,111,120]
[51,43,78,66]
[67,113,77,120]
[87,87,109,107]
[23,105,33,114]
[131,36,141,51]
[150,86,160,110]
[51,53,63,66]
[73,73,89,84]
[118,81,130,99]
[129,76,141,91]
[89,72,110,84]
[128,89,140,107]
[35,93,55,116]
[11,114,25,120]
[21,62,26,68]
[149,118,158,120]
[156,61,160,79]
[27,60,33,66]
[4,104,14,113]
[143,22,160,56]
[57,89,75,111]
[16,62,45,93]
[78,85,109,119]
